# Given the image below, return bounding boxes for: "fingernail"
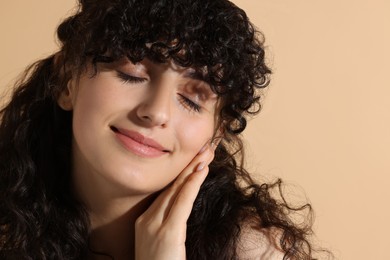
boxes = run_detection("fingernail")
[196,162,206,172]
[211,141,218,151]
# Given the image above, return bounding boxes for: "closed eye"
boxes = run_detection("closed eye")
[116,70,147,84]
[178,94,201,113]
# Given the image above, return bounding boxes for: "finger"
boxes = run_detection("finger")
[165,165,209,227]
[139,142,215,223]
[144,153,211,218]
[160,141,215,214]
[174,141,215,184]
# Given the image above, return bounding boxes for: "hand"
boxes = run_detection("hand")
[134,141,216,260]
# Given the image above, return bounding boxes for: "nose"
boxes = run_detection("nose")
[136,82,172,128]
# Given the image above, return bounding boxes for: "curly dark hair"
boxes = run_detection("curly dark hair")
[0,0,320,259]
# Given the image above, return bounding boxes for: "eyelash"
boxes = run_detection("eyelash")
[178,94,201,113]
[116,70,201,113]
[116,70,147,84]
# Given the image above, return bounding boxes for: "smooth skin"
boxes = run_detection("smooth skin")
[58,57,220,259]
[58,57,283,260]
[135,142,217,260]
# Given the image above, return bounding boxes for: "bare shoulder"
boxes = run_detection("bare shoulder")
[236,219,285,260]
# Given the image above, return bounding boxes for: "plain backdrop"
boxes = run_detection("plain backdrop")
[1,1,389,259]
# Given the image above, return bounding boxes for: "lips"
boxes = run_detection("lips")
[111,126,170,158]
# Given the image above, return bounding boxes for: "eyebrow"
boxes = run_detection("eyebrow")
[183,69,208,83]
[183,69,219,99]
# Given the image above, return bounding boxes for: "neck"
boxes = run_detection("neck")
[71,141,158,260]
[87,195,154,260]
[72,162,157,259]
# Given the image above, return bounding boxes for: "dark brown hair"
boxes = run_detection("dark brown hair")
[1,0,319,259]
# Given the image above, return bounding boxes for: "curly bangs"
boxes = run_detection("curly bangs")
[57,0,271,134]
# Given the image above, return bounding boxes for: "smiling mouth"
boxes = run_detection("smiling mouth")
[110,126,170,157]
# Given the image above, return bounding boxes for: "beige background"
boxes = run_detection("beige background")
[0,1,389,259]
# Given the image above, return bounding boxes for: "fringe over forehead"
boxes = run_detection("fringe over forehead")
[57,0,271,134]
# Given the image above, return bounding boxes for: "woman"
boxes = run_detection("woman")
[0,0,316,259]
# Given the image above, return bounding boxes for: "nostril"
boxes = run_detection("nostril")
[110,126,119,132]
[141,115,152,121]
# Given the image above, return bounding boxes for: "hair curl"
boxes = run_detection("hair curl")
[1,0,322,259]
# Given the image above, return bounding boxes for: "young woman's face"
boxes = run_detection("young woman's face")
[65,58,218,196]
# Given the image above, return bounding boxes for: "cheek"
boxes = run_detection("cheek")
[176,117,215,156]
[72,90,102,137]
[71,78,118,154]
[164,120,213,188]
[72,76,121,132]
